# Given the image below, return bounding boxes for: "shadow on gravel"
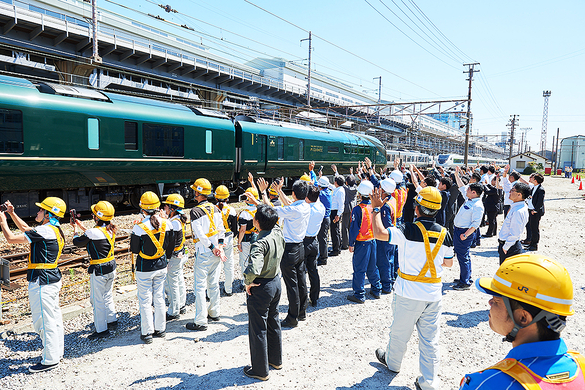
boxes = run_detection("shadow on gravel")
[336,362,408,389]
[471,248,500,258]
[129,367,250,389]
[443,310,489,328]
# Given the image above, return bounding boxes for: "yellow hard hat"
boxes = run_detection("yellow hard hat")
[300,174,312,182]
[245,187,259,200]
[214,185,230,200]
[36,197,66,218]
[163,193,185,209]
[476,254,574,317]
[415,186,442,210]
[139,191,160,210]
[191,178,212,196]
[268,186,278,196]
[91,201,115,221]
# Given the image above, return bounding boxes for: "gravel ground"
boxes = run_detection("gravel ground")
[1,176,584,389]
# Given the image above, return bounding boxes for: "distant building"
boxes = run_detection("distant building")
[559,135,585,169]
[510,151,551,173]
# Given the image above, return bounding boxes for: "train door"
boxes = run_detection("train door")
[256,134,267,174]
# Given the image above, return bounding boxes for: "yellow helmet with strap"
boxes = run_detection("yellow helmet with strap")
[245,187,259,200]
[214,185,230,200]
[139,191,160,210]
[163,193,185,209]
[36,197,66,218]
[415,186,442,210]
[191,178,212,196]
[91,201,115,221]
[300,174,312,182]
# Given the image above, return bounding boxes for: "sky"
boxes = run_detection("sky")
[102,0,585,151]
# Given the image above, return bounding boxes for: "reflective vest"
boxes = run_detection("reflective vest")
[239,207,257,235]
[171,215,186,252]
[393,187,408,218]
[397,222,446,284]
[356,203,374,241]
[472,351,585,390]
[193,203,219,243]
[90,227,115,265]
[137,220,167,260]
[28,225,64,269]
[220,204,234,233]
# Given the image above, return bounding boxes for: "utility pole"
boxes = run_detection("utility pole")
[540,90,551,154]
[554,128,560,172]
[463,63,480,166]
[301,32,312,108]
[507,115,519,163]
[90,0,102,63]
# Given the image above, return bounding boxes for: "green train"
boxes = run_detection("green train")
[0,74,386,217]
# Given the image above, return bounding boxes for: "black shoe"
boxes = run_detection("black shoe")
[452,283,471,291]
[347,295,365,304]
[328,251,340,256]
[317,260,327,266]
[375,348,387,367]
[470,244,477,248]
[370,290,381,299]
[140,334,153,344]
[382,289,392,294]
[521,240,531,246]
[527,246,538,251]
[269,362,282,370]
[153,330,166,338]
[207,315,220,322]
[453,278,473,284]
[341,246,349,250]
[166,313,180,321]
[29,362,59,373]
[223,288,233,297]
[243,365,269,381]
[186,322,208,331]
[481,234,493,238]
[179,306,187,315]
[281,318,298,328]
[298,314,307,321]
[88,330,110,340]
[310,299,318,307]
[107,321,118,331]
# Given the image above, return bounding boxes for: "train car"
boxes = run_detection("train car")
[0,74,386,217]
[386,149,431,168]
[436,153,507,168]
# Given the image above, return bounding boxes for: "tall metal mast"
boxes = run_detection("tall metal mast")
[301,32,312,108]
[463,63,479,166]
[540,90,551,154]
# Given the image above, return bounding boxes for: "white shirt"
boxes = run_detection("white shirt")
[275,199,311,243]
[331,186,345,213]
[498,201,529,251]
[306,201,326,237]
[526,183,538,210]
[501,177,514,206]
[453,197,484,229]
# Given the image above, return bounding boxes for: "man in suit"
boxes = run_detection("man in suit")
[524,173,545,251]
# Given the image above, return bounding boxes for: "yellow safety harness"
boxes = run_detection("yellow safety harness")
[240,208,257,234]
[397,222,446,284]
[221,204,233,233]
[90,227,116,265]
[137,220,167,260]
[478,351,585,390]
[28,225,64,270]
[171,216,186,252]
[193,203,219,243]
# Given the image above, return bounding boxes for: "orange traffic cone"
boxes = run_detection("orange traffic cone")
[580,181,583,190]
[572,177,575,183]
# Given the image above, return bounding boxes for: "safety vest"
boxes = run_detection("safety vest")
[386,198,397,226]
[90,227,115,265]
[137,220,167,260]
[220,204,234,233]
[393,187,408,218]
[397,222,446,284]
[28,225,64,269]
[193,203,219,243]
[469,351,585,390]
[239,207,257,235]
[356,203,374,241]
[171,216,186,252]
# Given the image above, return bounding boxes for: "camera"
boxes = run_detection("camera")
[0,204,7,212]
[70,209,77,224]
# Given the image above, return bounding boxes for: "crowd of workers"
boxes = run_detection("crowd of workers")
[0,157,581,390]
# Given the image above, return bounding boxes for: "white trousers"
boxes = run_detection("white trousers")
[222,234,235,294]
[29,279,64,365]
[90,270,117,333]
[238,241,251,277]
[136,268,167,335]
[385,294,441,390]
[166,254,188,316]
[193,249,221,326]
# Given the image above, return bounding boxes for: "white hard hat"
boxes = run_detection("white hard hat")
[317,177,330,188]
[389,170,403,184]
[357,181,374,196]
[380,178,396,194]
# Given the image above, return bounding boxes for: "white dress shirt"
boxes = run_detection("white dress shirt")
[306,201,326,237]
[275,199,311,243]
[453,197,484,229]
[498,201,529,250]
[331,186,345,213]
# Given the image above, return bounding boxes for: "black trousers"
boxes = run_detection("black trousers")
[529,212,542,246]
[486,210,498,236]
[280,242,307,325]
[247,276,282,377]
[303,236,320,304]
[317,216,330,261]
[498,240,522,265]
[330,210,341,253]
[341,211,351,249]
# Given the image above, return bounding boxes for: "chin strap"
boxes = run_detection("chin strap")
[502,297,565,343]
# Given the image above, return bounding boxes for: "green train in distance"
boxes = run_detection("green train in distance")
[0,74,386,217]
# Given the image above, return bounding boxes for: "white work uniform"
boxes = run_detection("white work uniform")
[165,215,188,316]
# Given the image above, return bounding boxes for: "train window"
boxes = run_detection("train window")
[124,122,138,151]
[344,146,351,154]
[365,147,370,155]
[328,146,339,153]
[142,123,184,157]
[0,109,23,153]
[352,147,358,154]
[88,118,99,150]
[205,130,212,154]
[358,147,365,154]
[299,140,304,160]
[277,137,284,160]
